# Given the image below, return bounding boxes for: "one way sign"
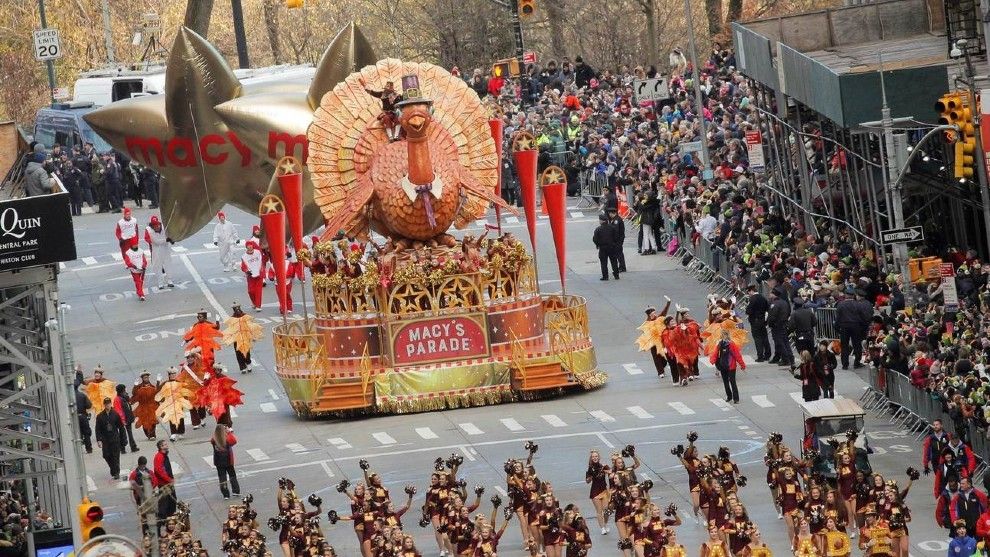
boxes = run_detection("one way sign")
[634,77,670,103]
[881,226,924,244]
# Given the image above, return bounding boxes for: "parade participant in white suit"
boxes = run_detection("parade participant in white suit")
[212,211,240,272]
[240,240,264,312]
[123,243,148,301]
[144,215,174,289]
[114,207,139,260]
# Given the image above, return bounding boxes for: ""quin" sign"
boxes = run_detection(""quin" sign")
[390,314,489,366]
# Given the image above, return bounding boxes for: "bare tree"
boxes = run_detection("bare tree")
[633,0,658,68]
[262,0,283,64]
[184,0,214,37]
[705,0,724,36]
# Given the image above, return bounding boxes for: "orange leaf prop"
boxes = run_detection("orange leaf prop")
[155,381,193,426]
[84,379,117,411]
[701,320,750,357]
[222,315,264,356]
[184,323,223,368]
[635,319,665,353]
[130,383,159,430]
[667,321,702,368]
[195,375,244,420]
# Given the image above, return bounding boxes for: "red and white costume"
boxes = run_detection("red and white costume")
[240,242,264,311]
[266,248,296,314]
[123,246,148,300]
[144,216,173,289]
[115,209,140,259]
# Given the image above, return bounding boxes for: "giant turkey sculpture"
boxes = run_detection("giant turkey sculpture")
[308,60,512,245]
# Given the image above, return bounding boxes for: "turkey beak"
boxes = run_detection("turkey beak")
[407,114,427,133]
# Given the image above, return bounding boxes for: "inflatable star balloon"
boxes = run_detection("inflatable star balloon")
[84,24,376,241]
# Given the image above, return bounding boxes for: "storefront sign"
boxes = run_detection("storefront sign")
[0,189,76,272]
[390,313,490,366]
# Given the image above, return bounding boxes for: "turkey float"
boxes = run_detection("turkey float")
[272,58,606,417]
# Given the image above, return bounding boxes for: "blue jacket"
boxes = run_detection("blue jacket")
[948,536,976,557]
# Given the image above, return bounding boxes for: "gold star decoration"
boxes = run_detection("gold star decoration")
[277,156,302,176]
[260,194,285,215]
[82,24,376,241]
[540,166,566,187]
[511,131,536,152]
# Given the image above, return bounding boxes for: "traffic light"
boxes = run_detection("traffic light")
[491,58,521,79]
[519,0,536,17]
[286,0,304,7]
[937,91,977,180]
[78,497,105,542]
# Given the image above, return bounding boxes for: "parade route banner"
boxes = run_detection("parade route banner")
[941,262,959,313]
[745,130,765,173]
[0,189,76,273]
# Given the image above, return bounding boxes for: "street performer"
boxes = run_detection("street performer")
[114,206,139,259]
[637,296,672,380]
[123,241,148,301]
[241,240,265,311]
[144,215,175,290]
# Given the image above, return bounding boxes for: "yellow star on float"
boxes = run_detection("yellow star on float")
[278,157,301,176]
[542,168,565,186]
[261,196,283,215]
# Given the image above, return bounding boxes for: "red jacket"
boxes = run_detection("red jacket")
[153,450,174,485]
[976,510,990,542]
[709,340,746,372]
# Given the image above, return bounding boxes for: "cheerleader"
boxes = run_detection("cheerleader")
[674,433,703,517]
[643,503,681,557]
[586,450,612,534]
[858,510,895,557]
[662,528,688,557]
[803,484,826,547]
[739,527,773,557]
[723,503,750,555]
[561,506,593,557]
[822,517,851,557]
[699,475,729,529]
[777,466,804,545]
[425,472,453,555]
[472,509,513,556]
[834,449,857,537]
[880,479,913,557]
[853,471,872,531]
[700,525,731,557]
[793,515,820,557]
[399,535,423,557]
[536,493,565,557]
[715,447,741,493]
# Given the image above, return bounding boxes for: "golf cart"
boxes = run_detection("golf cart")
[799,398,873,480]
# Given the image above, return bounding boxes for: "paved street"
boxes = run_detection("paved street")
[62,204,942,556]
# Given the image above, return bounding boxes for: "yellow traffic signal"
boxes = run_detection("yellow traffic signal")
[78,497,105,542]
[286,0,304,7]
[491,59,520,78]
[519,0,536,17]
[938,91,977,180]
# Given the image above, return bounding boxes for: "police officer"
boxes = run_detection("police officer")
[745,284,771,361]
[593,213,620,281]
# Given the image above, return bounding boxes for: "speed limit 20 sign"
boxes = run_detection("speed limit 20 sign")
[33,29,63,61]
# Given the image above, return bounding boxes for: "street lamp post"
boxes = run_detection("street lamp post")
[682,0,712,182]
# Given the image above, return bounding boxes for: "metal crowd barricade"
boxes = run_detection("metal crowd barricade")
[814,308,838,341]
[577,171,606,209]
[548,151,570,167]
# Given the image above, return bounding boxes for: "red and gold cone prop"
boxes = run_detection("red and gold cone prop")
[276,156,305,250]
[489,118,504,233]
[511,132,538,251]
[540,166,568,292]
[259,194,289,314]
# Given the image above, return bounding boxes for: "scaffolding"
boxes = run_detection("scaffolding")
[0,265,85,551]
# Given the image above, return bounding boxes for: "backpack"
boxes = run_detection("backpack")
[716,341,732,371]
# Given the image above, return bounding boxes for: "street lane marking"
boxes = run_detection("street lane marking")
[789,392,803,403]
[506,217,520,224]
[260,403,277,413]
[286,443,306,453]
[416,427,439,440]
[172,419,738,489]
[459,422,484,435]
[570,211,583,218]
[595,432,615,448]
[268,389,280,400]
[668,402,695,415]
[320,460,335,478]
[590,410,615,423]
[743,355,756,365]
[623,363,644,375]
[459,446,476,461]
[752,395,775,408]
[328,437,351,450]
[179,253,229,320]
[202,456,215,467]
[110,252,123,261]
[172,245,189,253]
[500,418,525,431]
[372,432,396,445]
[627,406,654,419]
[171,463,183,474]
[542,414,567,427]
[246,448,270,461]
[494,486,508,497]
[82,256,98,265]
[203,243,216,249]
[86,476,97,491]
[59,262,66,270]
[710,398,733,411]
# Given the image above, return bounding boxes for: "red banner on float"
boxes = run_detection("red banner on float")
[276,156,304,250]
[513,149,538,251]
[259,195,289,313]
[391,314,490,365]
[542,182,567,291]
[489,119,504,233]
